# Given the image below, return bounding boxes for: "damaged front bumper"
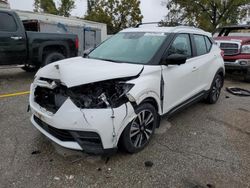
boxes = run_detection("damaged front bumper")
[29,83,137,154]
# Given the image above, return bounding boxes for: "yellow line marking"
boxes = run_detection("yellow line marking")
[0,91,30,98]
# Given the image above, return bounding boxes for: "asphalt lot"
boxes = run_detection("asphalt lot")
[0,68,250,188]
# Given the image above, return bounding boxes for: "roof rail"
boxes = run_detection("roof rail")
[175,25,203,31]
[135,23,205,32]
[135,22,160,28]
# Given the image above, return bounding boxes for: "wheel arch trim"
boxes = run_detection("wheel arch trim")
[38,41,70,63]
[128,91,162,115]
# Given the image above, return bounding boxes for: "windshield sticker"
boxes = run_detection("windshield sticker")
[144,33,165,36]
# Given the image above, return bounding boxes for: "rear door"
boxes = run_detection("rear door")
[0,11,27,65]
[191,34,215,90]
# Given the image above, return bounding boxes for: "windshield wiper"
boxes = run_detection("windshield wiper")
[89,57,129,64]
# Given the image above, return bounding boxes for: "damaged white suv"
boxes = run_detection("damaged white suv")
[30,25,225,154]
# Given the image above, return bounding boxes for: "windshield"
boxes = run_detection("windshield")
[88,32,168,64]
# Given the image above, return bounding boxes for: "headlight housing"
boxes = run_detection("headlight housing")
[68,80,134,109]
[241,45,250,54]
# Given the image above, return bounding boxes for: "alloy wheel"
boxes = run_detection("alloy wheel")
[129,110,154,148]
[211,76,222,101]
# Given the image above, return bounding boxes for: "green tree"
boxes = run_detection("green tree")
[41,0,57,15]
[162,0,249,32]
[33,0,75,17]
[34,0,41,12]
[58,0,75,17]
[84,0,143,34]
[87,0,95,13]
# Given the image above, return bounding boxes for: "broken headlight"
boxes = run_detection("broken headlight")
[68,80,134,109]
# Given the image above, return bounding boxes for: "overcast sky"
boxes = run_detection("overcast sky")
[8,0,167,22]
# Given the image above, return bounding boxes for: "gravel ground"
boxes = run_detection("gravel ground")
[0,68,249,188]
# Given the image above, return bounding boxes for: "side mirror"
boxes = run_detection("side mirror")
[83,47,95,58]
[162,54,187,65]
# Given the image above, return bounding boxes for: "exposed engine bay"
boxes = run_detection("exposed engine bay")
[34,78,134,113]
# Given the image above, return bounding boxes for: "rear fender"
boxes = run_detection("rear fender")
[38,41,70,63]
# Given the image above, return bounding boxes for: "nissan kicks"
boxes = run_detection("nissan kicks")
[29,25,225,154]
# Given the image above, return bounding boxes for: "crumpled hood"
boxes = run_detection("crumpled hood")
[36,57,144,87]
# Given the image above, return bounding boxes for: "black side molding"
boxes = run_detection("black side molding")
[162,91,208,120]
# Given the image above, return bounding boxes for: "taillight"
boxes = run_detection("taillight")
[75,37,79,50]
[220,50,224,57]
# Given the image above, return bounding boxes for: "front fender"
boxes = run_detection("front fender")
[126,66,162,114]
[129,90,161,113]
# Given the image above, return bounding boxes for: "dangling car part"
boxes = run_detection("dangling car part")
[226,87,250,97]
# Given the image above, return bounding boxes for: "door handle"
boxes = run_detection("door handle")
[192,66,199,72]
[10,36,23,40]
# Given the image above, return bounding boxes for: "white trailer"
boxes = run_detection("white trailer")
[15,10,107,56]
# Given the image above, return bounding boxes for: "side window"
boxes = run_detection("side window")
[205,37,212,52]
[193,35,207,56]
[168,34,192,57]
[0,13,17,32]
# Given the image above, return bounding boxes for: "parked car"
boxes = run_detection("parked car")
[0,9,78,71]
[29,25,225,154]
[214,25,250,82]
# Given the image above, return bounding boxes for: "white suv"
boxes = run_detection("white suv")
[29,25,225,154]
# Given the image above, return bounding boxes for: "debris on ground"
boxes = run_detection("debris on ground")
[144,161,154,168]
[105,168,112,179]
[71,157,84,164]
[53,176,60,181]
[206,183,215,188]
[226,87,250,97]
[31,150,41,155]
[97,167,102,171]
[65,175,74,180]
[238,108,250,113]
[105,157,110,164]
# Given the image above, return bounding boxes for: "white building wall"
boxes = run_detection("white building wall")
[15,10,108,42]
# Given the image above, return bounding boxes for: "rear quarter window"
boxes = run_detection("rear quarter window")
[205,37,212,52]
[0,12,17,32]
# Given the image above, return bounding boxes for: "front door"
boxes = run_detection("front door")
[0,11,27,65]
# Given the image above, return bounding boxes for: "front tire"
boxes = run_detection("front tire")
[206,74,223,104]
[120,103,158,153]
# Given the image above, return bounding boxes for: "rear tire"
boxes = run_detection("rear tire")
[120,103,158,153]
[42,52,65,67]
[206,74,223,104]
